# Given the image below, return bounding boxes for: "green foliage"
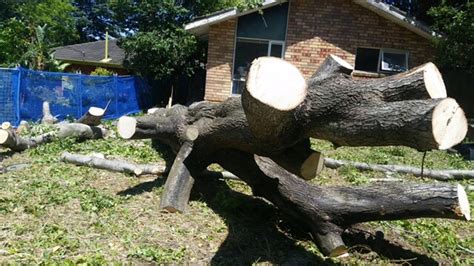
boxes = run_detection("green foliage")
[428,1,474,71]
[0,0,78,69]
[90,67,115,76]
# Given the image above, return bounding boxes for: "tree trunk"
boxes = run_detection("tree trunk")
[117,55,470,256]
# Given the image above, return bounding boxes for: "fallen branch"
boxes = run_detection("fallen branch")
[0,123,107,152]
[324,158,474,181]
[77,107,106,126]
[60,152,166,176]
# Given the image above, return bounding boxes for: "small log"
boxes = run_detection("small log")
[270,140,324,180]
[56,123,107,140]
[0,128,55,151]
[41,101,57,124]
[159,141,195,213]
[77,107,106,126]
[324,158,474,181]
[60,152,166,176]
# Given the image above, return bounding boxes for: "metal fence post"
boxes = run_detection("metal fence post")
[78,74,83,118]
[114,74,118,117]
[15,67,22,124]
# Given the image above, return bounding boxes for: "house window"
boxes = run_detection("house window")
[232,39,285,94]
[355,48,409,73]
[232,3,289,95]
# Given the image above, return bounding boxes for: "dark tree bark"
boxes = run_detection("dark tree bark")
[77,107,106,126]
[117,55,470,257]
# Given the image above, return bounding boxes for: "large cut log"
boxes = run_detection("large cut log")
[215,150,470,257]
[324,158,474,181]
[60,152,166,176]
[242,55,465,151]
[77,107,106,126]
[117,55,471,256]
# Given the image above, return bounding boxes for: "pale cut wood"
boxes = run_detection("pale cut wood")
[57,123,107,139]
[41,101,57,124]
[324,158,474,181]
[77,106,106,126]
[0,128,55,151]
[60,152,166,176]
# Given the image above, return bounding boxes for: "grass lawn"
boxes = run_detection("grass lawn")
[0,124,473,264]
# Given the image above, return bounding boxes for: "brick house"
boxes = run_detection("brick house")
[185,0,436,102]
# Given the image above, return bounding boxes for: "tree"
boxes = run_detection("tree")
[0,0,78,68]
[72,0,120,42]
[428,1,473,71]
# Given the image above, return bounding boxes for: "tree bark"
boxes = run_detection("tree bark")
[159,141,195,213]
[60,152,166,176]
[324,158,474,181]
[0,123,107,152]
[77,107,106,126]
[116,55,470,256]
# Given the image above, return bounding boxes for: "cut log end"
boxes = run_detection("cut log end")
[432,98,468,149]
[329,54,353,70]
[246,57,307,111]
[0,129,9,144]
[422,62,447,99]
[88,107,106,116]
[117,116,137,139]
[1,122,11,130]
[457,184,471,221]
[301,152,324,180]
[184,126,199,142]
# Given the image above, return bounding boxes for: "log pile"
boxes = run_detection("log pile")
[0,103,108,152]
[116,55,470,257]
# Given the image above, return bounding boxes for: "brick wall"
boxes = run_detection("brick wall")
[204,0,436,101]
[205,18,237,102]
[285,0,436,78]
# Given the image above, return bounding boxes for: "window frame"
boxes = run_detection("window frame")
[231,37,286,96]
[354,47,409,74]
[379,48,409,73]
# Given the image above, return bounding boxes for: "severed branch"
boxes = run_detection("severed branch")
[324,158,474,181]
[77,107,106,126]
[0,123,107,152]
[60,152,166,176]
[215,150,471,257]
[41,101,58,124]
[159,141,195,213]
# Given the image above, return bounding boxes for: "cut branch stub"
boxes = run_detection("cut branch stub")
[243,56,307,149]
[77,107,106,126]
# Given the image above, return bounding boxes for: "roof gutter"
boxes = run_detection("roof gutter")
[353,0,436,40]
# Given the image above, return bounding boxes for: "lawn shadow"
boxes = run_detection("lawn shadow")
[117,177,166,196]
[191,177,333,265]
[115,175,439,265]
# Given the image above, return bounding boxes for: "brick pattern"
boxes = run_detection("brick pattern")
[285,0,435,78]
[205,18,237,102]
[204,0,436,100]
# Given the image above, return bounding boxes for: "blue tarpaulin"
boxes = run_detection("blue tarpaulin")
[0,67,151,125]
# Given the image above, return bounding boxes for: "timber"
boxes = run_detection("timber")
[60,152,166,176]
[324,158,474,181]
[117,55,471,256]
[41,101,57,124]
[77,107,106,126]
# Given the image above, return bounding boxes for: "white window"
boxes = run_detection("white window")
[355,47,409,73]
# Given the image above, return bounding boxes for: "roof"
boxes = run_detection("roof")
[185,0,435,40]
[185,0,288,38]
[53,39,125,67]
